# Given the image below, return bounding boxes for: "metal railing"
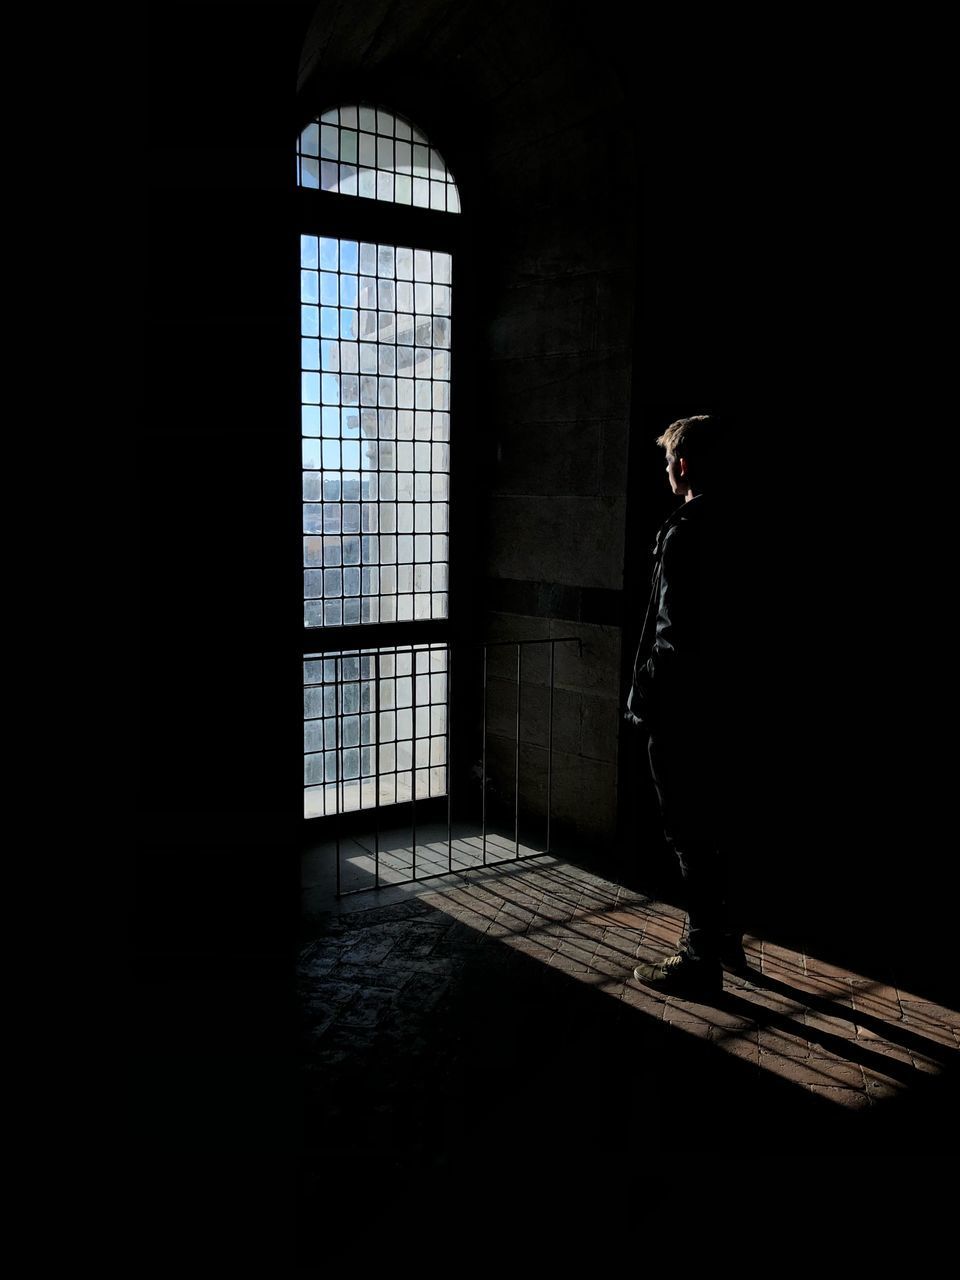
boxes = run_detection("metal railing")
[318,635,581,896]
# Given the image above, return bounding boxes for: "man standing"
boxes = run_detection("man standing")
[626,415,747,998]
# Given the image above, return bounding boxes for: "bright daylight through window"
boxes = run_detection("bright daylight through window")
[298,106,460,819]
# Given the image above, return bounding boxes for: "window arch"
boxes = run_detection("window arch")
[299,104,461,823]
[297,105,460,212]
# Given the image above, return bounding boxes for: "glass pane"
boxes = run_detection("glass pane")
[341,241,359,273]
[320,124,338,159]
[301,123,319,157]
[301,271,318,303]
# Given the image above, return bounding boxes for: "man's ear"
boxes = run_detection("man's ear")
[678,455,688,478]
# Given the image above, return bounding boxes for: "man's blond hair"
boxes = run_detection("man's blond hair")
[655,414,714,457]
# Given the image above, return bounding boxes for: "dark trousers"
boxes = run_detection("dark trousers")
[647,727,735,962]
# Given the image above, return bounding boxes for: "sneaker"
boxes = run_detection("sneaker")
[633,950,722,998]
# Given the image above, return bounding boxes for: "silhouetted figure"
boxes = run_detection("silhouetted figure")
[626,415,749,998]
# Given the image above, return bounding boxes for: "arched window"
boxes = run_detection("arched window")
[297,105,460,212]
[298,105,461,822]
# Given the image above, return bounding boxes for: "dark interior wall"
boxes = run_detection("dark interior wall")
[476,13,636,847]
[142,2,313,976]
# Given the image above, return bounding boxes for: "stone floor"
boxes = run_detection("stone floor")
[298,850,959,1212]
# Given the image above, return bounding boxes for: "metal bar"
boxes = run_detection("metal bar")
[374,649,380,889]
[301,635,580,665]
[333,850,555,898]
[547,640,554,855]
[318,638,584,893]
[514,642,521,859]
[458,636,581,650]
[335,657,342,896]
[481,644,487,867]
[411,645,418,881]
[447,644,453,875]
[294,188,462,253]
[301,620,451,658]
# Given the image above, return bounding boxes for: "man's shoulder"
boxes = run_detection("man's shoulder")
[665,496,744,542]
[660,498,742,570]
[660,519,700,571]
[661,502,705,547]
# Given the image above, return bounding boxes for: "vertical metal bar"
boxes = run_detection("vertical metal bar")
[374,648,380,889]
[547,640,555,854]
[411,645,418,881]
[446,644,453,875]
[514,642,521,859]
[335,823,341,895]
[481,644,488,866]
[336,656,343,895]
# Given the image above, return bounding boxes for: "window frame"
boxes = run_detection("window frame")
[295,107,468,829]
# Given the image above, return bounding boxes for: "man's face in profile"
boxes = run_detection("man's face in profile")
[665,451,688,496]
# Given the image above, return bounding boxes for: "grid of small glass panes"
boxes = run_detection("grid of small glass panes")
[297,105,461,213]
[301,235,451,626]
[304,644,448,818]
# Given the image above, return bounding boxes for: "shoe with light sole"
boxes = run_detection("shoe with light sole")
[633,950,722,998]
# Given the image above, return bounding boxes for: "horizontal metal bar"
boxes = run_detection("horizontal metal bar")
[471,636,581,650]
[295,189,462,252]
[302,632,581,657]
[301,621,450,654]
[333,849,553,897]
[301,637,581,665]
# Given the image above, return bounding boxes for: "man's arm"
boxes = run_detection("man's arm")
[638,525,701,711]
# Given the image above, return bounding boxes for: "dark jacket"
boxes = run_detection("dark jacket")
[626,493,734,732]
